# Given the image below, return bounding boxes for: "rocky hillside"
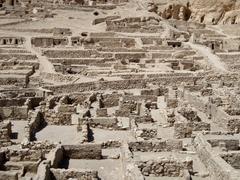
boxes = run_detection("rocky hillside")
[153,0,240,25]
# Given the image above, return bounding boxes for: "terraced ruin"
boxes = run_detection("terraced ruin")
[1,0,240,180]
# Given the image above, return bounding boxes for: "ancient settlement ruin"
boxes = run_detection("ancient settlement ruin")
[1,0,240,179]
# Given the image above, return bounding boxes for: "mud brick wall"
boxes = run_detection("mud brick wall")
[47,146,64,168]
[115,102,137,117]
[8,149,43,162]
[43,49,113,59]
[227,118,240,133]
[136,128,157,140]
[0,76,27,86]
[191,122,211,131]
[102,94,120,107]
[26,110,45,141]
[137,159,193,177]
[0,106,28,120]
[140,88,164,96]
[128,140,183,152]
[207,139,239,151]
[208,105,234,131]
[194,134,240,180]
[183,91,207,112]
[44,76,203,94]
[120,143,145,180]
[174,123,193,139]
[101,140,121,149]
[63,144,102,159]
[44,103,75,125]
[123,95,158,102]
[96,108,108,117]
[0,53,37,60]
[21,141,56,155]
[44,110,72,125]
[114,52,146,60]
[50,168,99,180]
[0,122,12,146]
[40,72,78,84]
[90,117,118,129]
[0,171,18,180]
[220,152,240,169]
[134,115,154,123]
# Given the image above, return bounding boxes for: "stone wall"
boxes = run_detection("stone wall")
[50,168,99,180]
[106,17,164,33]
[47,145,64,168]
[90,117,119,129]
[31,37,68,48]
[44,76,202,94]
[137,159,193,177]
[174,122,193,139]
[207,139,239,151]
[194,134,240,180]
[44,104,75,125]
[120,143,144,180]
[128,139,183,152]
[24,110,45,141]
[220,152,240,169]
[0,121,12,147]
[135,128,157,140]
[63,144,102,159]
[0,171,18,180]
[8,149,43,162]
[0,106,28,120]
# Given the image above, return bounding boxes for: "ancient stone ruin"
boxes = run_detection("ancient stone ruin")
[0,0,240,179]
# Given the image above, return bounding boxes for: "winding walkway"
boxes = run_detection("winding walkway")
[185,42,229,73]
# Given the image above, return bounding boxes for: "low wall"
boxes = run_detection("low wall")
[47,146,64,168]
[120,143,144,180]
[25,110,45,141]
[0,106,28,120]
[0,122,12,146]
[137,159,193,177]
[128,139,183,152]
[44,76,202,94]
[0,171,18,180]
[50,168,99,180]
[63,144,102,159]
[90,117,118,129]
[194,134,240,180]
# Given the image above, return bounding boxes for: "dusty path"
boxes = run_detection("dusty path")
[185,42,229,73]
[24,36,56,74]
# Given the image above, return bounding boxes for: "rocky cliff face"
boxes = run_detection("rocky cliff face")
[155,0,240,25]
[190,0,240,24]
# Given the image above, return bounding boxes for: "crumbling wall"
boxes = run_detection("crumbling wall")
[44,76,202,94]
[0,106,28,120]
[63,144,102,159]
[90,117,119,129]
[0,122,12,147]
[220,152,240,169]
[128,140,182,152]
[194,134,240,180]
[137,159,193,177]
[120,143,144,180]
[50,168,99,180]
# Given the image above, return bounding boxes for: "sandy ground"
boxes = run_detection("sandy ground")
[36,125,82,144]
[11,120,28,143]
[92,128,135,142]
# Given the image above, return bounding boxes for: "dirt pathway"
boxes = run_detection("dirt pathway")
[24,36,56,74]
[185,42,229,73]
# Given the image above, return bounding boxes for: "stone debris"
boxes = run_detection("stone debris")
[0,0,239,180]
